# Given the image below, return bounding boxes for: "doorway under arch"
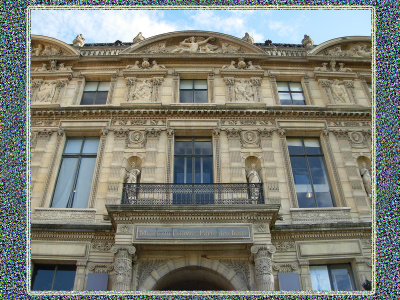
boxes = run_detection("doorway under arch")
[153,266,235,291]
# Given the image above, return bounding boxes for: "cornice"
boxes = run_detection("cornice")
[31,106,372,120]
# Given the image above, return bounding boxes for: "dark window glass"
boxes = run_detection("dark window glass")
[32,264,76,291]
[179,79,208,103]
[310,264,355,291]
[81,82,109,105]
[277,82,305,105]
[287,138,334,208]
[51,137,99,208]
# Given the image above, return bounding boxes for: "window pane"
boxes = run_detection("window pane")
[180,90,193,103]
[195,156,213,183]
[97,82,110,91]
[51,158,79,208]
[278,92,291,100]
[287,138,304,155]
[293,100,305,105]
[194,79,207,89]
[308,157,327,184]
[289,82,303,92]
[84,82,98,91]
[304,138,321,154]
[277,82,289,91]
[52,265,76,291]
[280,99,292,105]
[82,138,99,154]
[71,157,97,208]
[194,141,212,155]
[81,92,96,105]
[175,141,192,155]
[330,265,354,291]
[194,90,208,103]
[310,266,331,291]
[64,138,83,154]
[290,157,310,185]
[32,265,55,291]
[180,80,193,89]
[291,93,305,101]
[315,192,334,207]
[94,91,108,104]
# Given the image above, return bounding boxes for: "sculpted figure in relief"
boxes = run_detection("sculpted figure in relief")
[127,162,141,184]
[351,45,372,58]
[32,44,44,56]
[242,32,254,44]
[151,60,166,69]
[171,36,216,54]
[126,61,141,70]
[73,34,86,47]
[314,62,328,72]
[222,61,237,70]
[302,34,314,49]
[36,81,56,102]
[360,162,371,197]
[235,79,254,102]
[131,79,152,101]
[34,63,48,72]
[331,79,348,103]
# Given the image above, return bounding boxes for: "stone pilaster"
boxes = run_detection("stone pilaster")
[298,260,312,290]
[224,77,235,103]
[250,77,262,103]
[152,77,163,102]
[208,72,215,103]
[74,260,87,291]
[251,244,276,291]
[268,74,280,105]
[106,73,118,104]
[110,245,136,291]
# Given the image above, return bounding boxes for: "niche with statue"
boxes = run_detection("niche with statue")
[357,156,371,198]
[245,156,263,203]
[124,156,142,203]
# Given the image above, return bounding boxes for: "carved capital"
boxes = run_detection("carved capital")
[224,77,235,86]
[213,128,221,137]
[251,244,276,255]
[258,128,274,138]
[145,128,161,138]
[37,129,53,140]
[110,245,136,255]
[167,128,174,137]
[226,128,241,139]
[114,128,129,138]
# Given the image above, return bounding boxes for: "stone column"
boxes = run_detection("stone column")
[110,245,136,291]
[319,79,333,104]
[74,260,87,290]
[302,75,315,105]
[173,72,179,103]
[251,244,276,291]
[72,74,84,105]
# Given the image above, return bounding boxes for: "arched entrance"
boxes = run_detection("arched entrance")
[154,266,234,291]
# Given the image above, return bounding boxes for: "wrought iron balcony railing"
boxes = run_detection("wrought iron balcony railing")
[121,183,264,205]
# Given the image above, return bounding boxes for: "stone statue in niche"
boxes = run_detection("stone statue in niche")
[36,81,56,102]
[171,36,216,54]
[359,162,371,197]
[130,79,152,101]
[247,163,261,202]
[331,79,348,103]
[235,79,254,102]
[126,162,141,184]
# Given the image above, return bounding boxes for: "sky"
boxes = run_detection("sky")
[30,7,372,45]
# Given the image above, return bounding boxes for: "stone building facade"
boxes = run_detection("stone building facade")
[30,31,372,292]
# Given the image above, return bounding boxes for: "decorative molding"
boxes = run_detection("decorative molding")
[137,259,166,288]
[91,240,114,252]
[87,262,114,273]
[166,128,174,183]
[31,208,96,224]
[290,207,352,224]
[219,259,250,289]
[274,241,296,252]
[213,128,221,183]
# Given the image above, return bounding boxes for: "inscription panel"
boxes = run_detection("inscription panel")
[135,226,251,240]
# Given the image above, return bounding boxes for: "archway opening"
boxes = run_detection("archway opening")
[153,266,235,291]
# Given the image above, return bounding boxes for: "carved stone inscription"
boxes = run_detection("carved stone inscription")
[136,226,250,240]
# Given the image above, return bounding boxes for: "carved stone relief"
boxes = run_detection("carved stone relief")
[125,58,166,70]
[291,208,352,224]
[137,259,166,288]
[314,60,352,72]
[222,58,262,70]
[319,79,356,104]
[240,130,260,148]
[273,241,296,252]
[126,77,163,102]
[272,262,299,273]
[219,259,251,289]
[33,60,72,72]
[127,130,146,148]
[251,244,276,291]
[31,43,66,56]
[323,43,371,58]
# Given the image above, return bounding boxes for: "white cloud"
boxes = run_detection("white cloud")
[268,20,297,40]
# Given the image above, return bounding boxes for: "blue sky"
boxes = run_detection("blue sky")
[30,8,372,45]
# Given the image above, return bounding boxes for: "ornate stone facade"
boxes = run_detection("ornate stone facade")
[30,31,372,293]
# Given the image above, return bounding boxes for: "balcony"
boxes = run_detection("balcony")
[121,183,264,205]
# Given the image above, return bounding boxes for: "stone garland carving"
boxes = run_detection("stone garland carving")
[110,245,136,291]
[137,259,166,289]
[314,60,352,72]
[273,241,296,252]
[39,129,64,207]
[89,131,107,208]
[251,244,276,291]
[324,44,371,58]
[126,58,166,70]
[91,240,113,252]
[31,43,65,56]
[272,262,299,273]
[222,58,262,70]
[219,259,251,289]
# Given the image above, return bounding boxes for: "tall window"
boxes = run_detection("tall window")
[179,79,208,103]
[310,264,355,291]
[51,137,99,208]
[277,82,305,105]
[174,138,213,204]
[81,82,109,105]
[31,264,76,291]
[287,138,334,208]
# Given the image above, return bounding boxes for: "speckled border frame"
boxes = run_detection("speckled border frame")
[2,2,396,299]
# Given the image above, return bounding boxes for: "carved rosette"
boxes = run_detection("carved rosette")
[240,130,260,148]
[110,245,136,291]
[251,244,276,291]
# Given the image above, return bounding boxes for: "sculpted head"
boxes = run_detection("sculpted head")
[131,162,136,168]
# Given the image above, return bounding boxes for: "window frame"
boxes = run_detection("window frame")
[277,81,306,105]
[81,81,110,105]
[309,263,356,291]
[179,79,208,104]
[287,137,335,208]
[31,263,76,291]
[50,137,99,208]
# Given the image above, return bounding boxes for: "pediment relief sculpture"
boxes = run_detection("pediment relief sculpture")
[125,58,166,70]
[314,60,352,72]
[323,43,371,58]
[32,42,66,56]
[33,60,72,72]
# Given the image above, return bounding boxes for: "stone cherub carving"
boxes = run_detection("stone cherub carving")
[360,162,371,197]
[73,34,86,47]
[171,36,216,54]
[235,79,254,102]
[126,162,141,184]
[247,163,261,201]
